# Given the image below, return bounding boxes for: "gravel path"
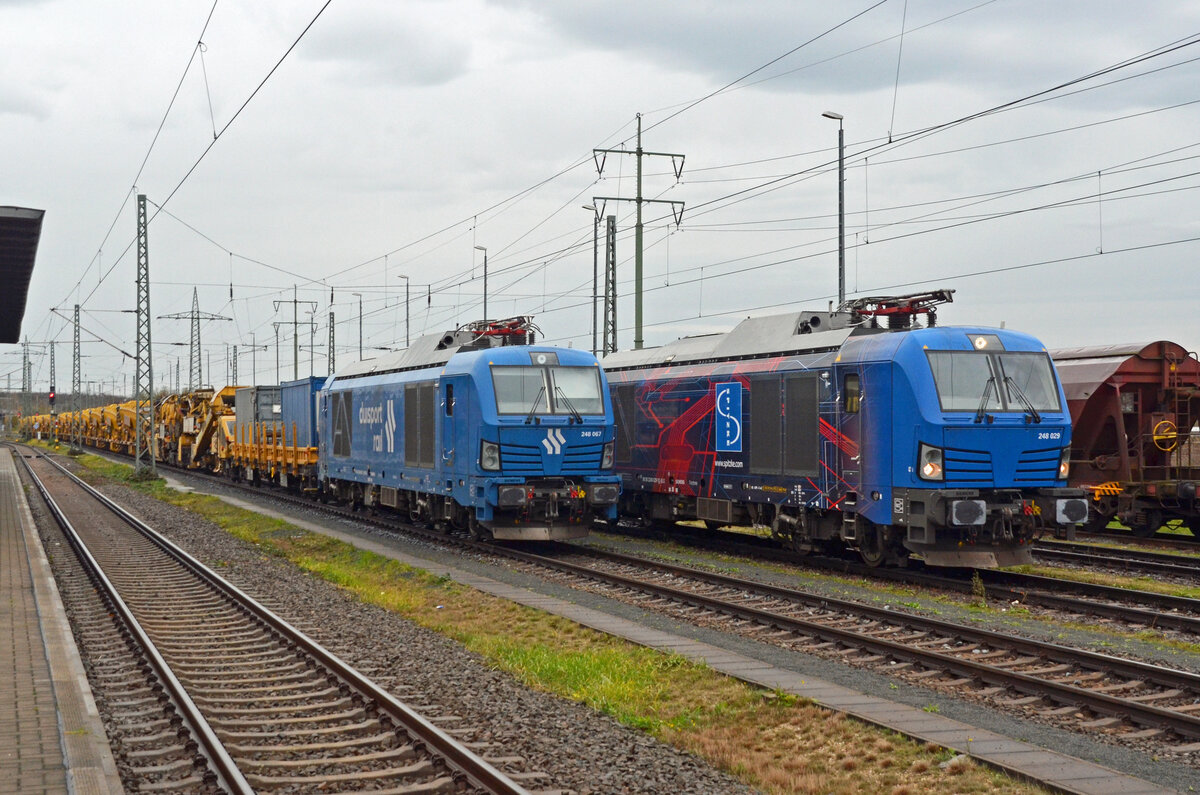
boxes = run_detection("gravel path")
[41,463,756,795]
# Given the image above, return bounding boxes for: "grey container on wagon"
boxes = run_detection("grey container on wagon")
[233,385,282,442]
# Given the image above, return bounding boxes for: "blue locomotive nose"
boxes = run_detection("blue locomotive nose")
[498,425,605,477]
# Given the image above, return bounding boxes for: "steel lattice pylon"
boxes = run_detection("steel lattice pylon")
[133,194,155,475]
[48,341,56,443]
[160,287,230,390]
[602,215,618,356]
[72,305,81,451]
[328,310,335,375]
[190,288,201,388]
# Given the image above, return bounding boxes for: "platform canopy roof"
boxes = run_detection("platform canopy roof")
[0,207,44,344]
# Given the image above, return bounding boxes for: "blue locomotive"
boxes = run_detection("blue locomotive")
[318,318,621,540]
[601,292,1088,567]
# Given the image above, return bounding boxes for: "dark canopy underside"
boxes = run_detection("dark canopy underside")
[0,206,44,343]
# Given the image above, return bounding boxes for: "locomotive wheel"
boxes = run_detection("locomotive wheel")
[858,525,889,567]
[1130,509,1163,538]
[859,525,906,568]
[468,516,492,541]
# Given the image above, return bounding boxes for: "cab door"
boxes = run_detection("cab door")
[440,378,460,475]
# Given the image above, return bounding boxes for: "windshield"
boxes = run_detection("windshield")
[492,365,604,415]
[926,351,1061,413]
[997,353,1061,412]
[927,352,1002,412]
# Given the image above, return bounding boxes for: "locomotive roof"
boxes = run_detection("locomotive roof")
[330,329,459,380]
[600,310,859,370]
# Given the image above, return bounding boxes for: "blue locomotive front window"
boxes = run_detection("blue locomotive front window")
[997,353,1061,412]
[927,352,1002,412]
[550,367,605,415]
[493,367,548,414]
[492,366,604,415]
[926,351,1061,413]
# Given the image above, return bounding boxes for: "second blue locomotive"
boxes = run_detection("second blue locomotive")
[317,318,620,540]
[601,293,1089,567]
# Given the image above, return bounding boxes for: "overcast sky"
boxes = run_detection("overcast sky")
[3,0,1199,393]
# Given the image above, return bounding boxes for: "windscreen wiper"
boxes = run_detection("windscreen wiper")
[555,386,583,424]
[524,385,546,425]
[1004,376,1042,424]
[974,377,995,424]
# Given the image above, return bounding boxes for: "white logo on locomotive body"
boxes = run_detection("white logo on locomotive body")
[359,404,384,425]
[385,399,396,453]
[542,428,567,455]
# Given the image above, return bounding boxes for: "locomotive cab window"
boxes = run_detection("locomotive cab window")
[492,365,604,416]
[997,353,1061,412]
[926,350,1061,413]
[843,373,861,414]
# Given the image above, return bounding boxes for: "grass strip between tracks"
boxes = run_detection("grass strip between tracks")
[53,446,1042,795]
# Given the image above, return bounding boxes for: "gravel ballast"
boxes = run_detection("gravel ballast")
[39,463,756,795]
[44,452,1200,793]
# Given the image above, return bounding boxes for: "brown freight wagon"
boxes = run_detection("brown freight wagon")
[1051,341,1199,536]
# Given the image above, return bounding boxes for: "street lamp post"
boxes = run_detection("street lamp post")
[397,276,410,347]
[352,292,362,359]
[473,246,487,323]
[822,111,845,308]
[583,204,598,355]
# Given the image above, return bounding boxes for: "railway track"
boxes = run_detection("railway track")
[14,445,538,795]
[492,543,1200,753]
[1033,538,1200,580]
[607,521,1200,637]
[1081,525,1200,548]
[44,445,1200,755]
[71,443,1200,639]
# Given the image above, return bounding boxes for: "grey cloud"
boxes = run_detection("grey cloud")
[303,8,471,87]
[0,85,50,120]
[492,0,1200,104]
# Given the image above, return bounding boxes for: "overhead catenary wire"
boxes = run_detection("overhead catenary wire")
[31,8,1200,383]
[68,0,335,314]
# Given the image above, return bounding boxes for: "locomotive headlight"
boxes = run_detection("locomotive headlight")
[480,440,501,471]
[1059,448,1071,479]
[601,441,615,469]
[918,443,943,481]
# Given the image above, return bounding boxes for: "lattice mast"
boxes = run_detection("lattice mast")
[133,194,156,475]
[72,304,81,451]
[602,216,617,356]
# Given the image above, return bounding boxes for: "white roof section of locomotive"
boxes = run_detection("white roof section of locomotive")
[601,311,857,370]
[330,329,458,381]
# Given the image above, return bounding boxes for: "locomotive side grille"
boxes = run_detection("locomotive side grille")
[943,447,992,482]
[502,440,606,475]
[1014,446,1062,481]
